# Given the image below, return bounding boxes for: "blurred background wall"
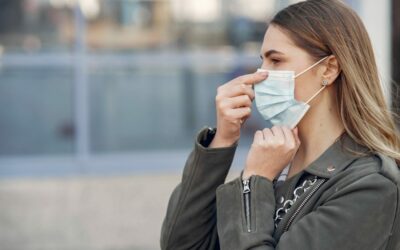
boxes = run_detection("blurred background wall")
[0,0,397,249]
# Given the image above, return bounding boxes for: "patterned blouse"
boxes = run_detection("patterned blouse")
[272,163,319,228]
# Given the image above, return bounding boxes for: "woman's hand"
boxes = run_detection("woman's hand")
[242,126,301,181]
[209,71,268,148]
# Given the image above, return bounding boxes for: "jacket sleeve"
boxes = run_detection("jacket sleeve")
[160,127,238,250]
[215,172,398,250]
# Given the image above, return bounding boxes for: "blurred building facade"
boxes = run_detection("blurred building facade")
[0,0,396,176]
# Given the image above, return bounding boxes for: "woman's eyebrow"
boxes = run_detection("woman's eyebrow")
[260,49,284,59]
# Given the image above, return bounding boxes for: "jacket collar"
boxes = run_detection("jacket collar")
[304,132,371,179]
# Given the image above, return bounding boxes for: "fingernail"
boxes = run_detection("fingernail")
[258,71,268,77]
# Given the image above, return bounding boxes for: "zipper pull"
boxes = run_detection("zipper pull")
[242,177,252,232]
[242,178,251,193]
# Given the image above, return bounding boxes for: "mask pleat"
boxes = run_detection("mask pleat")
[255,100,295,119]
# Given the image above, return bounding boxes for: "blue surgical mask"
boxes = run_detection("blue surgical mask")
[254,56,329,129]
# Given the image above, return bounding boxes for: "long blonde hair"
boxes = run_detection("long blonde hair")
[271,0,400,165]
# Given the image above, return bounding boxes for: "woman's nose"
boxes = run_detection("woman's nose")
[259,61,276,71]
[260,62,268,70]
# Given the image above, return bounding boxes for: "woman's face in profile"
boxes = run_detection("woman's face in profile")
[259,24,326,104]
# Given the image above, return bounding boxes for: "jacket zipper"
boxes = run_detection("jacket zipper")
[283,179,326,232]
[242,178,252,232]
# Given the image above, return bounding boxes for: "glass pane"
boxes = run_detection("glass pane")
[0,0,75,53]
[89,63,265,152]
[0,66,75,155]
[89,65,187,152]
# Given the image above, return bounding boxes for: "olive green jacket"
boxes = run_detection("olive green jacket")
[160,127,400,250]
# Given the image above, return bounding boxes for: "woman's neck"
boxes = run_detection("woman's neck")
[288,92,345,179]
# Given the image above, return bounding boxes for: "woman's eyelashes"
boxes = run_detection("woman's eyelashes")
[260,56,282,65]
[270,58,281,65]
[259,56,284,69]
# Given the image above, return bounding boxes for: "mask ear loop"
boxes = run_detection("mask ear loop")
[294,56,329,79]
[305,79,329,104]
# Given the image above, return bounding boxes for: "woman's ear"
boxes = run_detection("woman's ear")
[322,55,341,85]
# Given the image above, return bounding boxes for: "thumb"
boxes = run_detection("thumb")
[293,127,301,146]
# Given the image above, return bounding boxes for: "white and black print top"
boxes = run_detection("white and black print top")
[272,164,319,229]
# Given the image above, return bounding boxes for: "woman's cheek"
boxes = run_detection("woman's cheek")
[294,78,314,102]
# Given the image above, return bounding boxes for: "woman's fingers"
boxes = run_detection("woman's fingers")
[217,83,248,97]
[225,107,252,120]
[260,126,300,151]
[293,127,301,146]
[236,71,269,85]
[271,126,285,144]
[234,84,254,100]
[217,95,252,119]
[220,71,268,94]
[216,85,253,114]
[281,126,296,149]
[227,95,252,108]
[218,84,254,100]
[262,128,274,142]
[253,130,264,145]
[210,71,268,148]
[245,125,299,181]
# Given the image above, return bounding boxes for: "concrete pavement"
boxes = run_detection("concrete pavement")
[0,170,240,250]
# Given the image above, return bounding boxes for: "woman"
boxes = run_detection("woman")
[160,0,400,249]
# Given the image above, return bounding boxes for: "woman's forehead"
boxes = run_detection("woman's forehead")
[261,25,298,55]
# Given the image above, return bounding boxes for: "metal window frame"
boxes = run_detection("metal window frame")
[0,5,258,178]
